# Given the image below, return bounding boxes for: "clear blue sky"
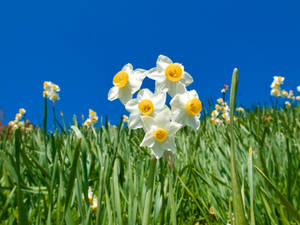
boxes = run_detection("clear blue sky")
[1,0,300,127]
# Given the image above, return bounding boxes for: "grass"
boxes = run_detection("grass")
[0,104,300,225]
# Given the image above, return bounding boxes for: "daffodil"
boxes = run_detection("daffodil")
[271,88,280,97]
[140,108,181,159]
[170,90,202,130]
[147,55,193,97]
[273,76,284,84]
[19,108,26,115]
[125,89,166,129]
[285,101,291,108]
[281,90,288,98]
[43,81,60,102]
[297,86,300,92]
[236,107,245,113]
[91,198,98,211]
[108,63,147,104]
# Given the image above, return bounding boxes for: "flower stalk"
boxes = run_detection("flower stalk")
[229,68,247,225]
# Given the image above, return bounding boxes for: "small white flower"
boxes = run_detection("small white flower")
[140,108,181,159]
[211,110,219,118]
[49,92,60,102]
[147,55,193,97]
[270,81,280,89]
[281,90,288,98]
[297,85,300,92]
[273,76,284,84]
[271,88,280,97]
[91,198,98,211]
[108,63,147,104]
[125,89,166,129]
[170,90,202,130]
[236,107,245,113]
[19,108,26,115]
[285,101,291,108]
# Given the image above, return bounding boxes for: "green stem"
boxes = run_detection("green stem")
[43,97,47,136]
[142,157,157,225]
[52,102,56,131]
[229,68,247,225]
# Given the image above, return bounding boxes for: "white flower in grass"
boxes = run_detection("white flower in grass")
[170,90,202,130]
[236,107,245,113]
[273,76,284,84]
[271,88,280,97]
[125,89,166,129]
[108,63,147,104]
[140,108,181,159]
[147,55,193,97]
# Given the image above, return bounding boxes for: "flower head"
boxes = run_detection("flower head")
[297,86,300,92]
[140,108,181,159]
[147,55,193,97]
[170,90,202,130]
[125,89,166,129]
[43,81,60,102]
[108,64,147,104]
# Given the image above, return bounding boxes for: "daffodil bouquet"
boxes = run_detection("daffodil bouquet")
[108,55,202,159]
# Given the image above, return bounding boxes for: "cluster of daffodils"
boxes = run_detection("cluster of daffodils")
[43,81,60,102]
[270,76,300,107]
[108,55,202,159]
[210,98,231,125]
[8,108,33,131]
[82,109,98,127]
[82,187,98,211]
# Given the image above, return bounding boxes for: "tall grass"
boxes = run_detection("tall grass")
[0,105,300,224]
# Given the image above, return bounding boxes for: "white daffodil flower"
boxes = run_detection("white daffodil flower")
[140,108,181,159]
[273,76,284,84]
[271,88,280,97]
[125,89,166,129]
[170,90,202,130]
[270,81,280,89]
[147,55,193,97]
[297,85,300,92]
[108,63,147,104]
[281,90,288,98]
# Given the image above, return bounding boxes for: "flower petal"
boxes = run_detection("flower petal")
[128,113,143,129]
[155,107,171,128]
[125,98,139,113]
[151,142,166,159]
[181,72,193,86]
[152,91,166,109]
[147,68,165,82]
[141,116,156,132]
[168,121,182,136]
[108,86,119,101]
[137,89,153,102]
[140,131,155,148]
[166,82,186,97]
[134,69,147,81]
[118,86,132,104]
[156,55,172,70]
[122,63,133,74]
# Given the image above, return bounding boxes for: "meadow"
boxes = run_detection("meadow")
[0,102,299,225]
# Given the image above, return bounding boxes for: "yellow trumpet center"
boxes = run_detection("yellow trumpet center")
[186,98,202,116]
[43,82,49,89]
[154,128,168,142]
[165,64,183,82]
[113,71,129,88]
[138,99,154,115]
[52,85,58,91]
[278,76,283,82]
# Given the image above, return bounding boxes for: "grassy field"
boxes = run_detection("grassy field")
[0,104,300,225]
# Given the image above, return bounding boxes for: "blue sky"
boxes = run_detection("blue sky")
[0,0,300,127]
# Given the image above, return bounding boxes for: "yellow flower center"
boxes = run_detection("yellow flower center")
[186,98,202,116]
[154,128,168,142]
[52,85,58,91]
[278,76,283,82]
[89,110,95,117]
[113,71,129,88]
[273,89,279,95]
[274,83,280,89]
[92,117,98,123]
[52,93,58,100]
[43,82,49,88]
[165,64,183,82]
[43,91,48,97]
[138,99,154,115]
